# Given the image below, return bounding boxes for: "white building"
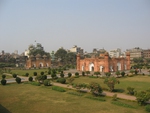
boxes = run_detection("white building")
[69,45,84,54]
[109,48,123,58]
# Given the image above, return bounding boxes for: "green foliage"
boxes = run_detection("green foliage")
[115,71,120,76]
[55,48,67,63]
[89,76,98,78]
[135,91,150,106]
[2,74,6,79]
[67,92,83,96]
[127,87,135,95]
[16,77,21,84]
[28,76,33,82]
[105,72,111,77]
[31,81,41,86]
[121,71,125,77]
[51,73,56,79]
[94,72,101,76]
[75,72,79,76]
[60,71,64,78]
[33,72,37,76]
[111,101,136,109]
[57,78,66,84]
[67,77,74,84]
[145,105,150,112]
[25,73,29,77]
[1,79,7,85]
[35,75,47,83]
[104,77,120,92]
[68,72,72,77]
[130,70,134,75]
[41,71,44,75]
[86,71,90,76]
[51,86,66,92]
[43,80,51,86]
[89,82,103,96]
[82,72,85,76]
[134,70,138,75]
[12,73,17,78]
[85,96,106,101]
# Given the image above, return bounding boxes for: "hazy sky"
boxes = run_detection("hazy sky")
[0,0,150,54]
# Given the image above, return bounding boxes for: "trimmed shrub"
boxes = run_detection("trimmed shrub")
[12,73,17,78]
[16,77,21,84]
[43,79,50,86]
[31,81,41,86]
[43,75,47,80]
[82,72,85,76]
[85,96,106,101]
[57,78,66,84]
[127,87,135,95]
[121,71,125,77]
[111,101,136,109]
[2,74,6,79]
[28,76,33,82]
[52,86,66,92]
[33,72,37,76]
[68,92,83,96]
[1,79,6,85]
[68,72,72,77]
[145,105,150,112]
[41,71,44,75]
[25,73,29,77]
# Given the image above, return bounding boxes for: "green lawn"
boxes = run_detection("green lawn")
[73,75,150,93]
[0,83,146,113]
[11,68,49,76]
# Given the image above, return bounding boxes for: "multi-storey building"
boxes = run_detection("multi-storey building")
[143,49,150,59]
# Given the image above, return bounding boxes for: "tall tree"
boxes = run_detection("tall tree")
[55,48,67,64]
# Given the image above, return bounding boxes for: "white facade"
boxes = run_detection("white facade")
[109,48,122,58]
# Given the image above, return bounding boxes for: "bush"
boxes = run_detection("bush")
[28,76,33,82]
[1,79,6,85]
[75,72,79,76]
[68,92,84,96]
[127,87,135,95]
[145,105,150,112]
[121,71,125,77]
[136,91,150,105]
[13,73,17,78]
[43,75,47,80]
[57,78,66,84]
[16,77,21,84]
[31,81,41,86]
[82,72,85,76]
[52,86,66,92]
[2,74,6,79]
[33,72,37,76]
[25,73,29,77]
[68,73,72,77]
[43,80,50,86]
[111,101,136,109]
[41,71,44,75]
[85,96,106,101]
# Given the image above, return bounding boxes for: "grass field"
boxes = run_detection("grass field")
[72,75,150,93]
[0,83,146,113]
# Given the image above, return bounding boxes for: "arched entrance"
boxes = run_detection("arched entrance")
[117,62,121,71]
[39,63,43,67]
[89,63,94,71]
[82,65,84,71]
[100,66,103,72]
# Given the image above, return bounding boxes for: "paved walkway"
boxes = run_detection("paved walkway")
[3,73,136,101]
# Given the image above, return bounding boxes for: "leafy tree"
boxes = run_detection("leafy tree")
[135,91,150,106]
[55,48,67,64]
[57,78,66,84]
[89,82,103,96]
[104,77,120,92]
[33,72,37,76]
[68,72,72,77]
[65,52,76,65]
[51,73,56,79]
[67,77,74,85]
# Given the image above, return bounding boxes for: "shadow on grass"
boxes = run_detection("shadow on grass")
[0,104,11,113]
[113,89,125,93]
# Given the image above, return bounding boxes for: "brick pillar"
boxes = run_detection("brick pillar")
[126,52,130,70]
[77,54,80,71]
[104,52,109,72]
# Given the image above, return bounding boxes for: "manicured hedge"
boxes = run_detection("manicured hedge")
[52,86,66,92]
[111,101,136,109]
[85,96,106,101]
[67,92,83,96]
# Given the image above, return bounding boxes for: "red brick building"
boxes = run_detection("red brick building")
[26,54,51,68]
[77,52,130,72]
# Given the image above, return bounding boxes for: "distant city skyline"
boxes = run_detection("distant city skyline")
[0,0,150,54]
